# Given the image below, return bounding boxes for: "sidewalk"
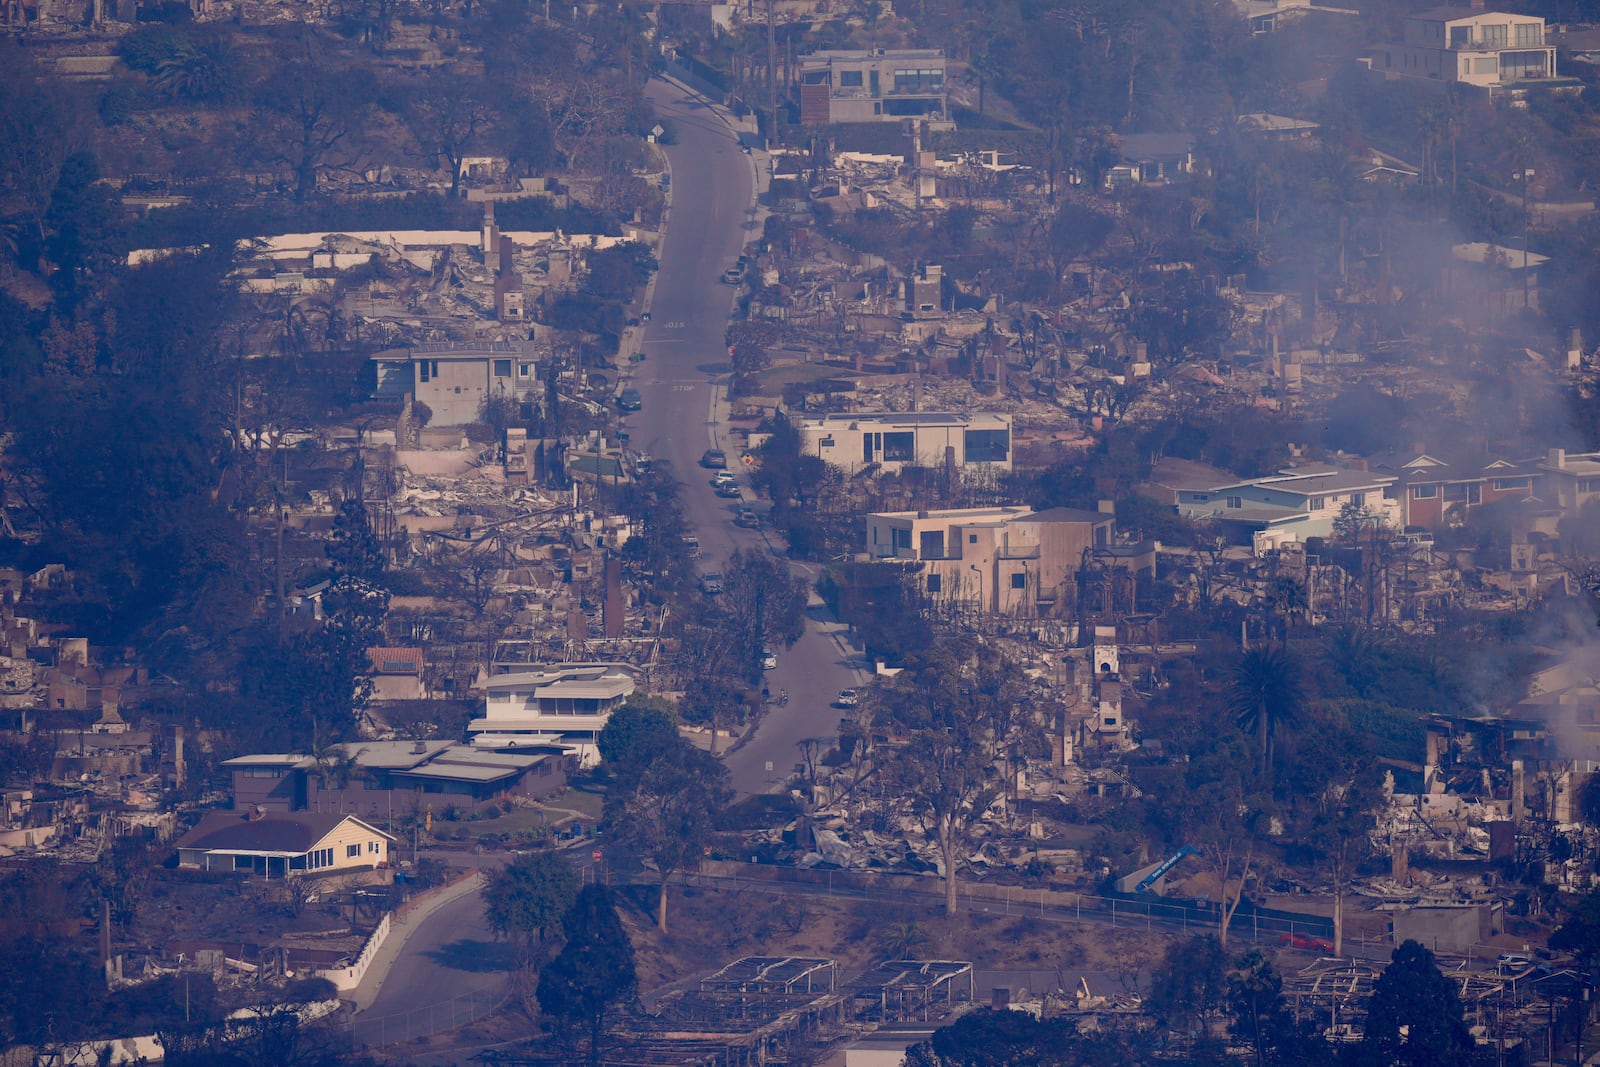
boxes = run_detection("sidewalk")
[349,870,487,1012]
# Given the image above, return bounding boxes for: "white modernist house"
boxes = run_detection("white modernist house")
[1370,8,1555,91]
[1174,465,1400,549]
[467,663,637,766]
[799,412,1012,476]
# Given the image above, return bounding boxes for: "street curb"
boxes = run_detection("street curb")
[350,871,486,1013]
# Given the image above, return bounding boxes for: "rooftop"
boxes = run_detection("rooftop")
[176,811,391,855]
[804,411,1009,428]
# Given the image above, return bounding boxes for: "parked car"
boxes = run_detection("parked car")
[699,571,724,595]
[711,470,737,485]
[715,482,742,499]
[834,688,860,708]
[760,649,778,670]
[733,509,760,529]
[1278,932,1334,952]
[681,534,701,560]
[616,387,642,412]
[701,449,728,469]
[721,267,742,285]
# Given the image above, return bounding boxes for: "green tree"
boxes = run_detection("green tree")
[1148,935,1228,1037]
[602,733,730,931]
[484,850,579,953]
[1355,940,1479,1067]
[722,548,809,681]
[1227,646,1304,779]
[1227,951,1331,1067]
[536,885,637,1067]
[484,850,578,1019]
[1550,888,1600,972]
[596,699,679,775]
[43,151,125,311]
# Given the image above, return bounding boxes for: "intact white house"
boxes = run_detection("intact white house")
[800,412,1012,476]
[467,663,637,766]
[1370,7,1556,92]
[1174,465,1399,548]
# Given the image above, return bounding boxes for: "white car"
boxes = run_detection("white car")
[711,470,737,486]
[761,649,778,670]
[834,688,860,708]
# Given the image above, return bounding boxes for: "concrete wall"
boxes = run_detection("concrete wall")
[316,912,392,992]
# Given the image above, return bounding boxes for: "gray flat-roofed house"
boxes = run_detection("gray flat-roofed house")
[371,341,537,426]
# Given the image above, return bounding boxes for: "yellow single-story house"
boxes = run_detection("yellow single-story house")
[174,811,395,878]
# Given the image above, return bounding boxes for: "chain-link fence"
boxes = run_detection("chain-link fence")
[683,865,1338,947]
[348,987,505,1049]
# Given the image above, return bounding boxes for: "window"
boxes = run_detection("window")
[882,431,915,462]
[1515,22,1542,45]
[493,359,512,378]
[919,530,945,559]
[1481,22,1507,46]
[1309,497,1326,510]
[1227,496,1243,509]
[369,841,382,854]
[347,844,362,858]
[963,428,1010,463]
[1474,57,1499,75]
[839,70,863,87]
[1450,25,1470,47]
[1493,477,1530,492]
[518,362,533,378]
[893,68,944,93]
[968,534,978,544]
[1350,493,1366,508]
[1011,573,1026,589]
[1579,478,1600,493]
[892,528,912,551]
[1443,483,1468,502]
[1412,484,1437,499]
[418,361,430,383]
[926,574,942,593]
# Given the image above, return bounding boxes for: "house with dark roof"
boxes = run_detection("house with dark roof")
[174,811,394,878]
[1368,448,1544,529]
[224,740,571,818]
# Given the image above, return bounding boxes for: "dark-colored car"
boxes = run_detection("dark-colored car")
[715,482,742,498]
[701,449,728,469]
[733,509,760,529]
[616,388,642,412]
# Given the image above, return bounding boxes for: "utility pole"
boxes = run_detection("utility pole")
[1520,165,1533,310]
[765,0,776,144]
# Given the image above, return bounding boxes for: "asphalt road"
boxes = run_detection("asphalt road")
[355,884,514,1040]
[356,77,862,1035]
[628,78,865,796]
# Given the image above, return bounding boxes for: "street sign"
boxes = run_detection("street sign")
[651,124,665,138]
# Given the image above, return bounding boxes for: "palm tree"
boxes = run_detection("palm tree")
[1227,646,1303,778]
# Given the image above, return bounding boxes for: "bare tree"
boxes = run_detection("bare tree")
[892,727,1000,916]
